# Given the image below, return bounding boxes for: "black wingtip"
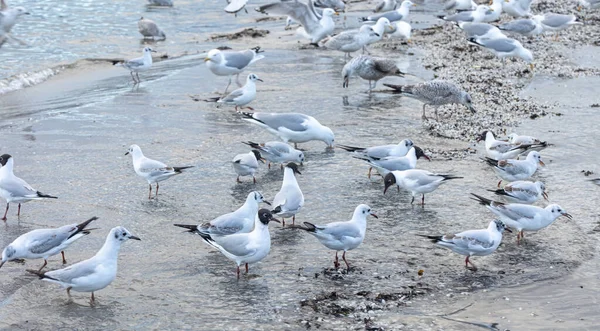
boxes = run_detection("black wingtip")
[416,234,442,243]
[37,192,58,199]
[470,193,492,205]
[488,188,508,196]
[271,206,282,214]
[26,269,58,281]
[383,83,403,92]
[441,175,463,181]
[173,224,198,232]
[173,166,194,173]
[482,157,498,167]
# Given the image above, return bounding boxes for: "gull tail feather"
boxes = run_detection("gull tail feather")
[26,269,58,281]
[416,234,443,243]
[336,144,366,152]
[173,166,194,173]
[173,224,199,232]
[470,193,493,206]
[286,222,317,232]
[36,191,57,199]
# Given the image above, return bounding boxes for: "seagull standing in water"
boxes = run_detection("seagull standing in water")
[217,73,263,111]
[272,163,304,226]
[383,170,463,205]
[204,47,265,94]
[118,47,156,84]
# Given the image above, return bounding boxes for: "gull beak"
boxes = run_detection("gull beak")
[262,200,272,206]
[129,235,141,241]
[204,58,211,62]
[529,63,535,71]
[269,216,281,224]
[334,12,340,15]
[562,212,573,220]
[504,227,513,233]
[257,78,264,82]
[412,3,416,6]
[542,191,549,201]
[504,0,509,2]
[489,0,493,4]
[370,213,378,219]
[258,157,266,164]
[538,160,545,167]
[124,151,130,155]
[423,155,431,161]
[406,39,412,43]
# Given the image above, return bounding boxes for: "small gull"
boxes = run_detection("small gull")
[125,144,194,199]
[174,191,270,236]
[482,151,545,187]
[361,0,414,23]
[138,17,166,40]
[363,18,394,52]
[204,47,265,94]
[383,170,463,205]
[314,0,345,11]
[443,0,476,11]
[374,0,398,13]
[195,209,280,278]
[241,111,335,148]
[384,80,475,120]
[507,133,547,146]
[148,0,173,6]
[225,0,249,16]
[471,193,572,243]
[499,17,544,37]
[117,47,156,84]
[438,5,489,23]
[476,130,541,160]
[468,36,534,69]
[418,219,510,271]
[488,180,548,204]
[0,154,57,221]
[342,55,404,92]
[233,150,265,183]
[337,138,415,178]
[502,0,532,18]
[256,0,338,45]
[242,141,305,168]
[1,217,98,271]
[458,22,506,40]
[288,204,377,271]
[323,25,380,59]
[481,0,503,23]
[27,226,140,305]
[537,13,583,40]
[0,1,29,48]
[272,163,304,225]
[353,146,430,177]
[217,73,263,111]
[387,21,412,42]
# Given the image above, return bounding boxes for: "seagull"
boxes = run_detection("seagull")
[337,139,416,178]
[323,25,380,59]
[488,180,548,204]
[387,21,412,42]
[499,18,544,37]
[138,17,166,40]
[471,193,572,243]
[483,151,545,187]
[314,0,345,11]
[125,144,194,199]
[418,219,510,271]
[224,0,249,16]
[374,0,398,13]
[437,5,489,23]
[0,1,28,48]
[383,170,463,205]
[363,18,394,49]
[0,154,58,221]
[26,226,140,305]
[342,55,404,92]
[204,47,265,94]
[468,37,534,70]
[148,0,173,6]
[240,111,335,148]
[217,73,263,111]
[482,0,503,23]
[578,0,600,9]
[233,150,265,183]
[288,204,377,271]
[272,163,304,225]
[196,209,280,278]
[384,80,475,120]
[537,13,583,40]
[443,0,476,11]
[353,146,430,177]
[117,47,156,84]
[590,178,600,185]
[502,0,532,18]
[507,133,547,147]
[476,130,541,160]
[459,22,506,40]
[242,141,305,168]
[174,191,270,236]
[361,0,415,23]
[255,0,338,45]
[1,217,98,271]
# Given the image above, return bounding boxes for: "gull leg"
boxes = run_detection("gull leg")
[434,108,439,121]
[130,71,136,83]
[136,72,141,83]
[465,256,477,271]
[421,104,428,120]
[61,251,67,264]
[17,203,21,217]
[281,218,285,227]
[245,263,249,274]
[253,176,256,184]
[367,167,372,179]
[236,176,241,183]
[334,251,340,269]
[237,265,241,279]
[342,251,350,271]
[236,73,242,87]
[90,292,95,306]
[155,183,159,197]
[2,203,8,221]
[224,76,232,94]
[497,180,502,188]
[410,196,415,204]
[292,215,295,225]
[38,259,48,272]
[67,287,73,301]
[148,184,152,199]
[421,194,425,205]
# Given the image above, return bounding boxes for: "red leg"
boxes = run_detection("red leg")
[67,287,72,300]
[268,163,271,169]
[2,203,8,221]
[342,251,350,271]
[237,266,240,279]
[236,176,241,183]
[253,176,256,184]
[61,251,67,264]
[38,259,48,272]
[497,180,502,188]
[148,184,152,199]
[367,167,372,179]
[246,106,255,111]
[155,183,159,197]
[334,252,340,269]
[281,218,285,227]
[292,215,295,225]
[17,203,21,217]
[465,256,469,267]
[90,292,95,306]
[245,263,249,274]
[421,194,425,205]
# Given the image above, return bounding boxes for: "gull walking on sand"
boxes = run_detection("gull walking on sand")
[204,47,265,94]
[117,47,156,84]
[468,37,534,70]
[361,0,415,23]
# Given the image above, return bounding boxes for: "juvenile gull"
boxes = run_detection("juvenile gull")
[483,151,545,187]
[374,0,398,13]
[204,47,264,94]
[323,25,379,59]
[287,204,377,271]
[0,154,57,221]
[125,144,194,199]
[471,193,572,243]
[537,13,583,40]
[502,0,532,18]
[418,219,509,271]
[337,138,415,178]
[384,80,475,120]
[242,141,305,168]
[443,0,476,11]
[256,0,338,45]
[196,209,280,278]
[272,163,304,225]
[459,22,506,40]
[362,0,414,22]
[218,73,262,111]
[342,55,404,92]
[232,150,264,183]
[148,0,173,6]
[353,146,430,177]
[1,217,98,271]
[241,111,335,148]
[174,191,270,236]
[468,37,534,69]
[384,170,463,205]
[438,5,488,23]
[27,226,140,305]
[138,17,166,40]
[476,130,541,160]
[117,47,156,84]
[499,18,543,37]
[488,180,548,204]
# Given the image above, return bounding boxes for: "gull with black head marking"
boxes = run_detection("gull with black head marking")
[418,219,510,271]
[195,209,280,278]
[384,170,463,205]
[488,180,547,204]
[174,191,270,236]
[287,204,377,271]
[27,226,140,306]
[233,150,265,184]
[342,55,404,93]
[1,217,98,271]
[204,47,265,94]
[243,141,305,169]
[272,163,304,226]
[0,154,57,221]
[482,151,544,187]
[125,144,194,199]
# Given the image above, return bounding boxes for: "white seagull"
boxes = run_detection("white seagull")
[459,22,506,40]
[242,141,305,168]
[173,191,270,236]
[217,73,262,111]
[374,0,398,13]
[499,18,544,37]
[361,0,415,23]
[476,130,539,160]
[537,13,583,40]
[438,5,489,23]
[288,204,377,271]
[482,0,503,23]
[337,139,416,178]
[471,193,572,243]
[1,217,98,271]
[387,21,412,42]
[148,0,173,6]
[418,219,510,271]
[118,47,156,84]
[507,133,547,147]
[241,111,335,148]
[27,226,140,305]
[272,163,304,225]
[125,144,194,199]
[443,0,476,11]
[353,146,430,177]
[502,0,532,18]
[383,170,463,205]
[483,151,545,187]
[468,37,534,70]
[488,180,548,204]
[233,150,265,183]
[0,154,58,221]
[196,209,280,278]
[204,47,265,94]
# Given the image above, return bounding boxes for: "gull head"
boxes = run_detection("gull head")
[547,205,572,220]
[414,146,431,161]
[247,73,263,83]
[12,7,29,16]
[0,245,16,269]
[355,204,378,219]
[475,130,491,142]
[125,144,142,156]
[285,162,302,175]
[383,173,397,194]
[527,151,544,167]
[536,181,549,201]
[296,151,306,164]
[111,226,141,242]
[0,154,12,166]
[401,0,415,8]
[143,47,157,54]
[250,191,271,205]
[360,25,379,38]
[322,8,337,17]
[251,150,266,163]
[257,209,280,225]
[402,139,414,148]
[341,66,352,88]
[204,49,222,63]
[321,126,335,148]
[493,219,511,233]
[461,92,475,113]
[507,133,518,143]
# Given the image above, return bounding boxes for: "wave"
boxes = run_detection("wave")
[0,67,61,95]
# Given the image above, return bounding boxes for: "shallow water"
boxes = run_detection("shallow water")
[0,0,599,330]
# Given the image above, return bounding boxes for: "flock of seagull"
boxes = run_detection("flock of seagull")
[0,0,596,306]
